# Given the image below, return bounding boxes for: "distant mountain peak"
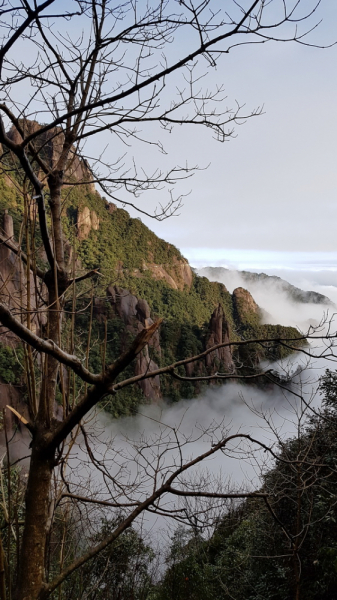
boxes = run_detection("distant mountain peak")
[198,266,335,307]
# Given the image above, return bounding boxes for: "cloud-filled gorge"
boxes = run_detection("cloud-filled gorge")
[63,268,337,542]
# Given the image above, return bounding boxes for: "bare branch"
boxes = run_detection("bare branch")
[0,302,99,384]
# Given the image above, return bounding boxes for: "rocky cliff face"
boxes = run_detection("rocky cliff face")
[74,202,193,290]
[106,285,161,400]
[205,304,234,373]
[90,283,237,401]
[77,206,100,240]
[233,287,260,326]
[132,257,193,291]
[7,120,95,189]
[109,285,238,398]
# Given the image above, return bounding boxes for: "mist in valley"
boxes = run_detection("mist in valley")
[64,268,337,545]
[6,267,337,554]
[197,266,337,330]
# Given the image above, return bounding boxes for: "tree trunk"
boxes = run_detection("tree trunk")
[14,445,54,600]
[47,173,65,268]
[15,237,64,598]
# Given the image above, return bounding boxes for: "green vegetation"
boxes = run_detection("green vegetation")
[50,518,155,600]
[62,184,185,283]
[2,371,337,600]
[0,345,24,385]
[0,172,303,413]
[155,370,337,600]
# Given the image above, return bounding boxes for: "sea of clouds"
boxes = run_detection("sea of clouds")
[63,266,337,545]
[9,265,337,551]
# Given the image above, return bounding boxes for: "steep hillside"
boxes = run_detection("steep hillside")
[198,266,334,306]
[0,130,304,417]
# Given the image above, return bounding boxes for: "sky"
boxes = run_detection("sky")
[121,1,337,276]
[4,1,337,279]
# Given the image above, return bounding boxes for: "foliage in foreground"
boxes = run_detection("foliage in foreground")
[155,370,337,600]
[2,372,337,599]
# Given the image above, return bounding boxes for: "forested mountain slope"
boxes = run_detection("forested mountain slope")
[199,266,335,307]
[156,371,337,600]
[0,129,303,417]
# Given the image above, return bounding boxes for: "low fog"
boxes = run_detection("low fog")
[197,266,337,331]
[68,382,303,542]
[9,268,337,547]
[64,267,337,543]
[68,350,327,544]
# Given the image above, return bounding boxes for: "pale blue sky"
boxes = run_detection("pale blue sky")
[120,1,337,274]
[5,1,337,276]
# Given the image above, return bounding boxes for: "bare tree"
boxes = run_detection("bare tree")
[0,1,333,599]
[152,375,337,600]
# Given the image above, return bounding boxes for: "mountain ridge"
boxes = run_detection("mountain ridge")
[0,124,305,416]
[197,266,335,307]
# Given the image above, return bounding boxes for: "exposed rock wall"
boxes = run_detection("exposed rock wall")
[107,285,161,400]
[106,285,236,399]
[205,304,234,373]
[139,257,193,291]
[7,121,95,189]
[77,206,100,239]
[128,257,193,291]
[233,287,260,326]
